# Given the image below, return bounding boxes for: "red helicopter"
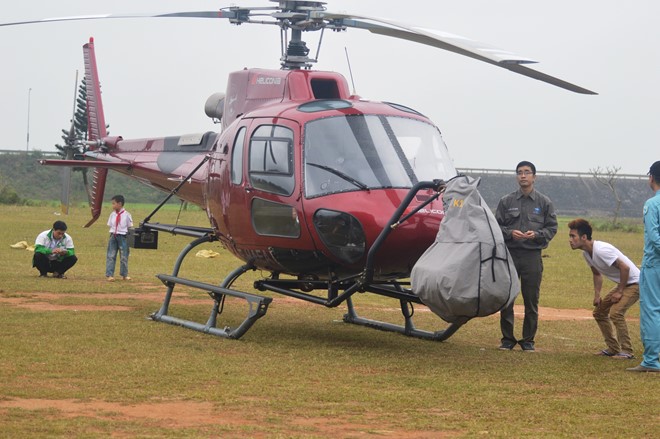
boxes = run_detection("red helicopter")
[2,1,595,340]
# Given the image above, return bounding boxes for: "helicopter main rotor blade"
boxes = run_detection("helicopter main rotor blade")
[0,5,595,94]
[318,12,596,95]
[0,11,235,27]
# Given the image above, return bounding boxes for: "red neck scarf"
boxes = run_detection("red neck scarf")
[114,209,124,236]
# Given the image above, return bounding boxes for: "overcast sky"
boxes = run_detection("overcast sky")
[1,0,657,175]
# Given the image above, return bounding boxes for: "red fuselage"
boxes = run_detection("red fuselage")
[101,68,456,279]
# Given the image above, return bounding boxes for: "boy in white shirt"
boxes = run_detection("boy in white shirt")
[568,218,640,359]
[106,195,133,281]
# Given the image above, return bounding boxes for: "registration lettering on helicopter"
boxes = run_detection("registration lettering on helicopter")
[418,208,445,215]
[251,76,283,86]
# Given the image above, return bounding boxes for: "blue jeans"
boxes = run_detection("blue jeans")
[106,234,129,277]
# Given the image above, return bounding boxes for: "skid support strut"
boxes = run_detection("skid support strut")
[343,296,460,341]
[339,179,463,340]
[150,233,271,339]
[252,179,465,342]
[254,277,463,341]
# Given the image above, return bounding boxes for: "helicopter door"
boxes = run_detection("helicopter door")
[238,120,302,247]
[207,124,248,241]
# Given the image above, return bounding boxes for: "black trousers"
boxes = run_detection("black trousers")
[33,252,78,276]
[500,248,543,345]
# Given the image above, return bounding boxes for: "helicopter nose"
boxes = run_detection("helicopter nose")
[313,209,366,264]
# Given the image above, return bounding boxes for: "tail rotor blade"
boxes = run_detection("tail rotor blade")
[60,167,72,215]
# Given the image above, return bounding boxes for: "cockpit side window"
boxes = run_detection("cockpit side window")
[249,125,295,195]
[231,127,246,185]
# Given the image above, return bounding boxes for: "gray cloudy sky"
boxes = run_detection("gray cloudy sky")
[1,0,658,174]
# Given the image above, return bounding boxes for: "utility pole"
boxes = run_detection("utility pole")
[26,87,32,153]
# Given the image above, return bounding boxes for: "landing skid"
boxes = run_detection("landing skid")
[254,276,462,341]
[148,179,464,341]
[153,270,271,339]
[151,237,461,340]
[343,297,460,341]
[147,225,271,339]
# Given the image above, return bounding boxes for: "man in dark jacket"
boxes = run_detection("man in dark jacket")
[495,161,557,351]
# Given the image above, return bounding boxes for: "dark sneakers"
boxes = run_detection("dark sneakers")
[498,341,535,351]
[519,342,535,352]
[499,341,517,350]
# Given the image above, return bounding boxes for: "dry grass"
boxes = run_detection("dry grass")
[1,206,658,438]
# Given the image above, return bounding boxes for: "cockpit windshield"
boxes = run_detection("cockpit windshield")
[304,115,456,198]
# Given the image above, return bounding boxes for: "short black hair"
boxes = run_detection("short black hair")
[568,218,592,240]
[649,161,660,180]
[111,195,125,205]
[516,161,536,175]
[53,220,68,231]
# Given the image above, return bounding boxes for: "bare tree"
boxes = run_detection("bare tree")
[590,166,622,225]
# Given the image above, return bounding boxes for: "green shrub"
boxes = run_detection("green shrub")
[590,219,643,233]
[0,185,21,204]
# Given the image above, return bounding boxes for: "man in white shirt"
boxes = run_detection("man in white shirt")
[33,220,77,278]
[568,218,640,359]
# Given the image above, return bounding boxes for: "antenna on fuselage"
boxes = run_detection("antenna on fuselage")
[344,47,357,95]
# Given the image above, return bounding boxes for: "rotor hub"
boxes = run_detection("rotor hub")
[272,0,327,13]
[286,40,310,57]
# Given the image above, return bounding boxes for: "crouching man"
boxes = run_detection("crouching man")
[33,220,78,279]
[568,218,639,359]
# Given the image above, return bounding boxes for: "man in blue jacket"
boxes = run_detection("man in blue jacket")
[627,161,660,372]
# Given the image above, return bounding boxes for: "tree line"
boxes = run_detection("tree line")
[0,151,170,205]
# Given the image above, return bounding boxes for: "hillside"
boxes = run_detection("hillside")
[465,171,650,218]
[0,152,651,218]
[0,152,176,205]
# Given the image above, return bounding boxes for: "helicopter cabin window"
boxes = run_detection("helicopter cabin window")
[297,100,352,113]
[310,79,340,99]
[231,127,246,185]
[249,125,295,196]
[304,115,456,198]
[251,198,300,238]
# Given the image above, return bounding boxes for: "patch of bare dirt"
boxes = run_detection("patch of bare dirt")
[0,297,131,312]
[382,304,639,322]
[0,398,461,437]
[2,289,626,321]
[523,305,590,321]
[0,290,213,311]
[0,399,237,429]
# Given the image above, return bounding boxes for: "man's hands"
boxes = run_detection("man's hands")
[593,291,623,307]
[512,230,536,240]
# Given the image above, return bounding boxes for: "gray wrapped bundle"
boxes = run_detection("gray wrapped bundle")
[411,175,519,324]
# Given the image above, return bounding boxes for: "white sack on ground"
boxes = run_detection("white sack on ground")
[411,175,519,324]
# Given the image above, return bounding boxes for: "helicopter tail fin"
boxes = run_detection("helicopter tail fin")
[82,37,108,227]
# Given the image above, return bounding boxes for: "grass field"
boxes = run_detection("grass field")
[1,205,658,438]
